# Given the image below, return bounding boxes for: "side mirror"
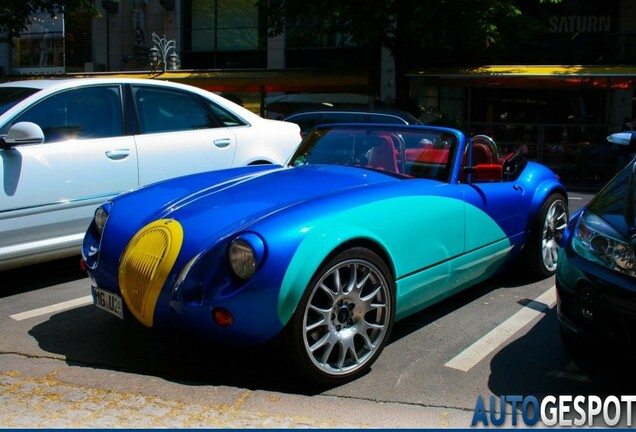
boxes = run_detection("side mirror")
[0,122,45,150]
[607,131,636,147]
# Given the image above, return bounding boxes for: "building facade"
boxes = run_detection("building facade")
[1,0,635,188]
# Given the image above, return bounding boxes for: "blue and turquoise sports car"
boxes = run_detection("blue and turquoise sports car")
[82,124,567,385]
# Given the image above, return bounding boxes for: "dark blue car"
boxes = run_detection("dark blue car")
[557,131,636,355]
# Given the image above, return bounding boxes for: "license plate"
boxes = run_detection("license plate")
[93,287,124,319]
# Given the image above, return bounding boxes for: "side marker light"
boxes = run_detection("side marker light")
[212,308,234,327]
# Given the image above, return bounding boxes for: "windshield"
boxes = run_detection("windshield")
[0,87,40,117]
[289,126,458,181]
[587,160,635,235]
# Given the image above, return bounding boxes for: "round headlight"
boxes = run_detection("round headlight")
[229,239,257,280]
[94,207,109,236]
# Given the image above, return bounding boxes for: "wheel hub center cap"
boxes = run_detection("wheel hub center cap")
[335,304,351,325]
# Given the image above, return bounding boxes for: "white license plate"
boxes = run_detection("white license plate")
[94,287,124,319]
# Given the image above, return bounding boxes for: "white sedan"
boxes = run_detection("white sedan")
[0,78,301,271]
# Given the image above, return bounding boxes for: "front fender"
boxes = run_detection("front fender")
[276,195,467,325]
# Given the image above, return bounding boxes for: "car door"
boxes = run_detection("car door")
[460,139,524,244]
[131,85,238,185]
[440,138,525,286]
[458,139,524,285]
[461,182,524,247]
[0,85,137,262]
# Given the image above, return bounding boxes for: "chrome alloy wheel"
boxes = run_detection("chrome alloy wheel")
[302,258,392,377]
[541,198,568,272]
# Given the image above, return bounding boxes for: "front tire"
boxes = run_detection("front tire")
[285,247,395,386]
[522,193,568,278]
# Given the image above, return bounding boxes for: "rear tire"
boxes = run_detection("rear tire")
[520,193,568,279]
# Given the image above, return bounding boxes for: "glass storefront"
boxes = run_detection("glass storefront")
[12,12,65,74]
[190,0,258,51]
[182,0,264,68]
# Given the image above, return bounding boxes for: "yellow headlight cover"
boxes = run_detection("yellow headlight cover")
[118,219,184,327]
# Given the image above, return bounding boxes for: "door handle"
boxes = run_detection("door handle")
[213,138,232,148]
[105,149,130,160]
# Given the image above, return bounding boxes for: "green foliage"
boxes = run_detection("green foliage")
[0,0,98,43]
[256,0,562,109]
[258,0,561,64]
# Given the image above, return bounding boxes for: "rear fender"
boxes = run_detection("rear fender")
[526,179,568,231]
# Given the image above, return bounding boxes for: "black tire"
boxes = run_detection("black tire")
[520,193,568,279]
[284,247,395,387]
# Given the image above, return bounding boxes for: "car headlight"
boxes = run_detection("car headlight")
[94,206,110,237]
[228,233,265,281]
[572,210,636,277]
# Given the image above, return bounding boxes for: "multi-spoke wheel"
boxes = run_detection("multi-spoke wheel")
[522,193,568,278]
[541,196,568,272]
[286,247,395,386]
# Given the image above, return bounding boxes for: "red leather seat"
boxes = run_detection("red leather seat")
[461,142,499,182]
[368,136,398,172]
[471,143,495,165]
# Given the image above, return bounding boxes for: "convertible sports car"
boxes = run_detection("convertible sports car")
[83,124,568,385]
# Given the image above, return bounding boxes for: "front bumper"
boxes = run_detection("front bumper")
[555,246,636,355]
[89,280,285,346]
[84,215,290,347]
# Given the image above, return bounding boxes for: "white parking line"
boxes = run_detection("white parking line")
[444,287,556,372]
[10,296,93,321]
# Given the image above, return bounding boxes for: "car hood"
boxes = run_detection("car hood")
[108,164,404,247]
[170,165,399,224]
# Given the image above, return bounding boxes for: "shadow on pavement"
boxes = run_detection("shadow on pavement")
[28,304,325,395]
[487,308,635,398]
[1,255,86,298]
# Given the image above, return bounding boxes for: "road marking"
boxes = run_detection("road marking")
[10,296,93,321]
[445,287,556,372]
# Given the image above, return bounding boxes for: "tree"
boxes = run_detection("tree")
[0,0,98,44]
[259,0,562,111]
